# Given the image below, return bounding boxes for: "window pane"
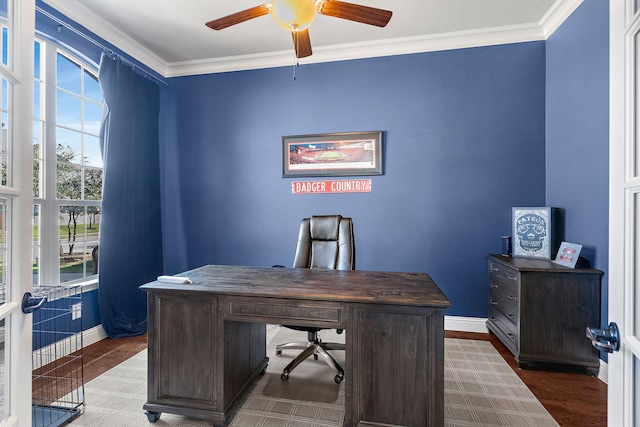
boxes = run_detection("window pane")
[33,80,41,120]
[0,198,6,303]
[59,205,98,281]
[2,78,7,110]
[84,135,102,168]
[33,160,41,198]
[33,204,40,286]
[56,128,82,166]
[1,26,8,67]
[56,163,81,200]
[1,109,8,187]
[84,70,101,103]
[33,120,42,197]
[83,100,101,135]
[56,53,81,94]
[56,90,82,130]
[84,168,102,200]
[86,209,99,275]
[34,40,41,79]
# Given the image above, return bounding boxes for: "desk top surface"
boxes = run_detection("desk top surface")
[140,264,451,308]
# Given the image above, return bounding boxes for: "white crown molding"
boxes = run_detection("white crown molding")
[41,0,584,78]
[539,0,585,38]
[166,23,545,77]
[40,0,169,76]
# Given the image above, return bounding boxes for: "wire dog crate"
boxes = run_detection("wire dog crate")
[31,285,84,427]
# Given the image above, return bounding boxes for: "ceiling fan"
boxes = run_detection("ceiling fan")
[205,0,393,59]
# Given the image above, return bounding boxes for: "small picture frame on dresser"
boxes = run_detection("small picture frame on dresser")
[512,207,564,260]
[553,241,583,268]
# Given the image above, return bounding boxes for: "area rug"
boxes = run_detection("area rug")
[68,326,559,427]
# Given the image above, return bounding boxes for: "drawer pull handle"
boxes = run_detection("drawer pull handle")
[507,333,516,341]
[490,267,499,272]
[490,283,498,289]
[507,294,516,300]
[489,316,496,321]
[506,275,517,281]
[489,299,498,306]
[507,313,516,320]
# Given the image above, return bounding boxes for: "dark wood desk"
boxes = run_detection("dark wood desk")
[140,265,451,427]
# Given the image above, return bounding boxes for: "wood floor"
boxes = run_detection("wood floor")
[81,330,607,427]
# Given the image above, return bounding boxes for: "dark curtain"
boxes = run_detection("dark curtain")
[98,54,163,338]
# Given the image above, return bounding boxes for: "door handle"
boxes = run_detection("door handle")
[586,322,620,353]
[21,292,47,314]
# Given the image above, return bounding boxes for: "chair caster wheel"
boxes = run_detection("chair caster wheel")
[276,349,282,356]
[334,373,344,384]
[146,411,161,423]
[281,373,289,381]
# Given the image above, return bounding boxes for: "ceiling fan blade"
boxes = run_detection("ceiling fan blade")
[205,4,272,30]
[318,0,392,27]
[292,29,312,58]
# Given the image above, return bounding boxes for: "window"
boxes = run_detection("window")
[33,41,103,285]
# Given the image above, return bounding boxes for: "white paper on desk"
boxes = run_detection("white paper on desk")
[157,275,192,284]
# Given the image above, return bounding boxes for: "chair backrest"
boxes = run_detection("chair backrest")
[292,215,355,270]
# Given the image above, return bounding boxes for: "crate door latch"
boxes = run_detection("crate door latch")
[22,292,47,314]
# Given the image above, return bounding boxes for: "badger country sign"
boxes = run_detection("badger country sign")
[292,179,372,195]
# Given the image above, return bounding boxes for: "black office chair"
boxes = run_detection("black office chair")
[276,215,355,384]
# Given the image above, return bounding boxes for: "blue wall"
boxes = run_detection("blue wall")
[35,0,610,325]
[164,43,547,317]
[546,1,609,330]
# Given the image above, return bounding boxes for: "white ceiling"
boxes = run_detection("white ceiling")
[41,0,582,77]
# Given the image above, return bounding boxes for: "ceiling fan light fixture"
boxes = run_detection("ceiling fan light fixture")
[272,0,316,31]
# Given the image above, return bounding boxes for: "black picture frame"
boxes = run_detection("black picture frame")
[282,131,383,177]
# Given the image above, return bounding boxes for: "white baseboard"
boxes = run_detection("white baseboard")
[82,324,108,347]
[598,359,608,384]
[445,315,489,333]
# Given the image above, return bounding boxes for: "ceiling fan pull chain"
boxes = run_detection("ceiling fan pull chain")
[292,52,299,81]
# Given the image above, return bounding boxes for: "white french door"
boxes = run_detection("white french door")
[0,0,36,426]
[608,1,640,426]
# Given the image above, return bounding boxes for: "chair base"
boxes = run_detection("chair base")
[276,335,345,384]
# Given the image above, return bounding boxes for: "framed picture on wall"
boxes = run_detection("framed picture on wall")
[512,207,564,260]
[282,131,383,177]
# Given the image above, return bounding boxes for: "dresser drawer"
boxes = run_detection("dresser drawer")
[488,293,518,326]
[489,261,519,301]
[488,306,518,347]
[489,260,519,284]
[489,281,519,312]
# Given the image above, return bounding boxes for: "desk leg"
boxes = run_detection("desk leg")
[348,305,445,427]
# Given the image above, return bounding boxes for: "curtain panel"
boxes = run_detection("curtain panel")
[98,54,163,337]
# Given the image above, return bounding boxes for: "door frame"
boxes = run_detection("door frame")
[2,0,37,425]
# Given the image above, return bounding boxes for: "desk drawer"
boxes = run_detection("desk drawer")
[225,297,344,328]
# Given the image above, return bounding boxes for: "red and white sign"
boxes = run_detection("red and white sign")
[292,179,372,195]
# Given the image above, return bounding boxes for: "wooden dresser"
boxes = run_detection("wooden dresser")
[486,254,602,374]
